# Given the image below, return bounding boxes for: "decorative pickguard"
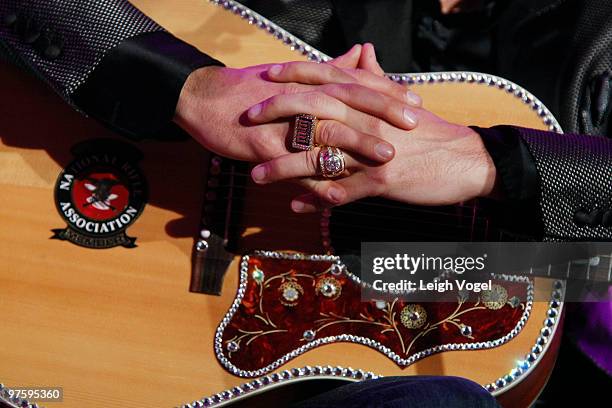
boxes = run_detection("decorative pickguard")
[215,252,532,377]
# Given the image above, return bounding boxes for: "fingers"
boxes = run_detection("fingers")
[359,43,385,76]
[316,120,395,162]
[320,83,418,130]
[330,44,362,69]
[348,68,422,107]
[290,193,324,213]
[267,60,421,107]
[291,173,377,213]
[440,0,459,14]
[439,0,481,14]
[250,147,358,185]
[247,89,418,134]
[293,179,347,209]
[268,60,357,86]
[355,44,423,112]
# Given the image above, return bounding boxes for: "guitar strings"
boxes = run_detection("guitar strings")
[209,205,489,239]
[202,166,492,242]
[212,203,489,232]
[211,171,485,217]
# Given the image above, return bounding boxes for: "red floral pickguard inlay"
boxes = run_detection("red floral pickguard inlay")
[219,256,528,373]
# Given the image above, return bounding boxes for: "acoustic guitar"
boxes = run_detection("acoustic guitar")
[0,1,566,407]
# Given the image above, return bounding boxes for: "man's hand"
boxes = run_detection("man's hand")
[247,55,499,211]
[439,0,484,14]
[250,105,498,211]
[173,45,421,163]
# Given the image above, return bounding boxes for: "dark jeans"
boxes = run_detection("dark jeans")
[290,376,500,408]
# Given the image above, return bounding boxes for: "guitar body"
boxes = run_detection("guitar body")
[0,1,563,407]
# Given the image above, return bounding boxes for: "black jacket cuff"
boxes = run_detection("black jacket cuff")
[471,125,544,238]
[72,31,224,140]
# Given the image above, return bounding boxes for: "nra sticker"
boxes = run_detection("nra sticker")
[52,139,147,249]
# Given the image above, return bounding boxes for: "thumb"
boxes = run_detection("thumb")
[329,44,362,69]
[358,43,385,76]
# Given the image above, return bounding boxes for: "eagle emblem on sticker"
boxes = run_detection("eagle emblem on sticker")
[52,139,147,249]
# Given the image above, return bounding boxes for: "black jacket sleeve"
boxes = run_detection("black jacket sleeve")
[473,125,612,241]
[0,0,223,140]
[72,32,223,140]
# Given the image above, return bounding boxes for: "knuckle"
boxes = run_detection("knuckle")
[263,95,282,113]
[320,83,341,97]
[316,120,338,145]
[248,132,277,161]
[306,91,329,109]
[319,185,336,203]
[322,83,352,102]
[389,99,407,118]
[247,141,268,162]
[304,150,319,175]
[355,69,379,86]
[326,65,347,82]
[266,160,283,180]
[310,181,327,197]
[282,82,303,96]
[368,170,389,195]
[282,61,296,70]
[280,61,298,76]
[370,87,388,105]
[390,81,407,96]
[338,83,363,99]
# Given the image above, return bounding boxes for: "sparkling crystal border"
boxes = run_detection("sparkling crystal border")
[0,272,563,408]
[0,3,565,407]
[208,0,330,63]
[485,280,565,396]
[190,251,565,408]
[215,252,533,377]
[388,71,562,133]
[207,0,563,134]
[186,367,378,408]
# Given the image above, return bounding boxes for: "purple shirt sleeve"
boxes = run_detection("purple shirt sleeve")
[472,125,612,376]
[568,292,612,375]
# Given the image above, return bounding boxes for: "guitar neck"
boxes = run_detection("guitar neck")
[525,254,612,283]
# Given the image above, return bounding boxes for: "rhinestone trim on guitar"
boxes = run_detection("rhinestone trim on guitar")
[207,0,563,134]
[197,3,563,407]
[182,270,563,408]
[213,252,534,379]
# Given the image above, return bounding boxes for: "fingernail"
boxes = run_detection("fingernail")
[328,187,343,203]
[375,143,394,160]
[291,200,305,212]
[406,91,422,106]
[269,64,283,76]
[251,164,267,183]
[248,103,262,119]
[403,107,418,126]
